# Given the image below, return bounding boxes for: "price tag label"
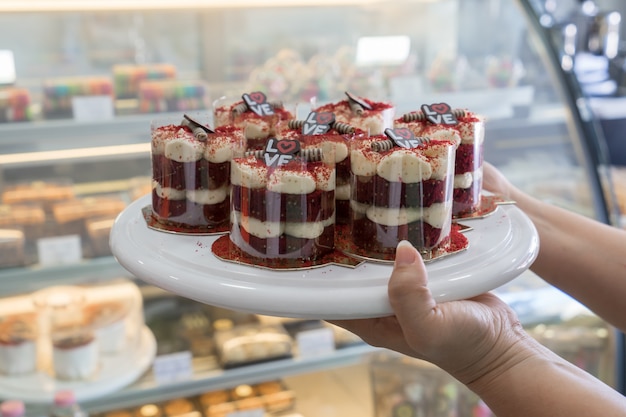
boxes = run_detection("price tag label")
[72,95,114,122]
[226,409,265,417]
[36,235,82,266]
[296,327,335,358]
[152,351,193,384]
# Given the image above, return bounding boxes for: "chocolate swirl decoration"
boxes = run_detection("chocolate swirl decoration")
[231,102,248,116]
[402,108,467,122]
[268,100,284,109]
[333,122,356,134]
[232,100,284,116]
[348,100,364,116]
[245,147,324,162]
[401,111,426,122]
[181,114,213,140]
[370,137,430,152]
[287,119,355,134]
[287,119,305,130]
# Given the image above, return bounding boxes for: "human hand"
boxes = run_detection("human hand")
[329,240,532,386]
[482,162,518,200]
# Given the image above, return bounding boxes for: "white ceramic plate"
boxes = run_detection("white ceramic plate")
[0,327,156,403]
[110,195,539,319]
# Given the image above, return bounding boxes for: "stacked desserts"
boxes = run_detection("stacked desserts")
[229,138,335,265]
[348,128,456,258]
[151,116,246,232]
[0,281,144,381]
[275,112,364,224]
[394,104,485,217]
[314,92,395,136]
[213,92,294,150]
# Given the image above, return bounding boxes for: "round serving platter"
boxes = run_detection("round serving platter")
[110,195,539,320]
[0,327,156,403]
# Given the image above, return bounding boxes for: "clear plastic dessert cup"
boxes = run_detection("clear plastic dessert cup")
[212,94,294,150]
[394,108,485,217]
[229,138,336,267]
[150,114,246,233]
[347,136,456,259]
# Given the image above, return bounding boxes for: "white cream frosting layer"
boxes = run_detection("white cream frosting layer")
[232,211,334,239]
[336,183,351,200]
[349,200,450,228]
[330,105,395,136]
[187,185,229,205]
[231,158,335,193]
[152,126,246,163]
[231,159,269,189]
[453,168,482,189]
[394,115,485,146]
[204,134,246,163]
[164,137,204,163]
[454,172,474,189]
[151,126,192,155]
[152,180,186,200]
[351,142,452,181]
[243,120,271,140]
[152,182,229,205]
[365,202,450,228]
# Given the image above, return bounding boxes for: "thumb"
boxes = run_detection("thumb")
[388,240,437,331]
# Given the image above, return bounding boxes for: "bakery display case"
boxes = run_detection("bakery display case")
[0,0,624,415]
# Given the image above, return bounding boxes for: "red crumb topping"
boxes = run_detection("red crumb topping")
[318,99,393,114]
[214,124,244,135]
[154,124,193,135]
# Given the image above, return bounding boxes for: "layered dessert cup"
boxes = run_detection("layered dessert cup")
[347,131,456,259]
[51,328,99,380]
[213,92,294,150]
[395,104,485,217]
[275,114,364,224]
[229,138,336,267]
[151,117,246,232]
[84,301,131,355]
[314,92,395,136]
[0,314,37,376]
